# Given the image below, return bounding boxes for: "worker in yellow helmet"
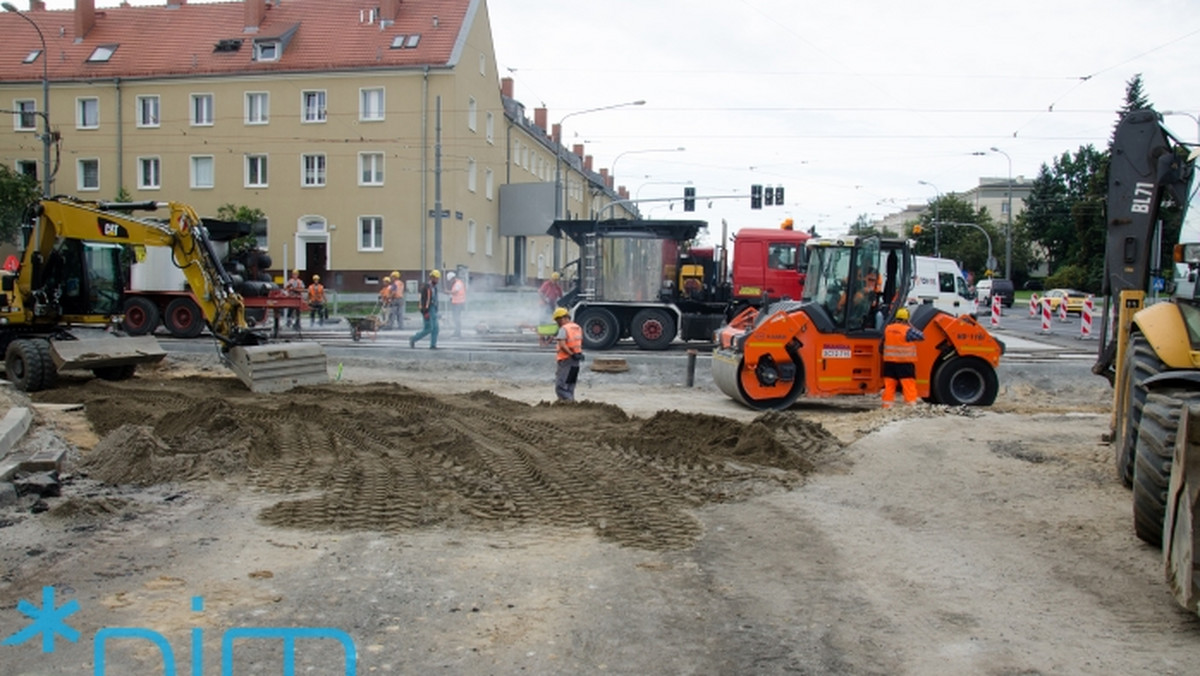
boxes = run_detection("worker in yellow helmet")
[410,270,440,348]
[307,274,327,327]
[284,268,305,328]
[553,307,584,401]
[881,306,924,408]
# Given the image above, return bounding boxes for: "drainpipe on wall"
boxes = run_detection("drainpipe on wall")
[421,66,429,279]
[114,77,122,193]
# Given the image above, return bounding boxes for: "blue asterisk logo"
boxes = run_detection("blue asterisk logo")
[3,586,80,653]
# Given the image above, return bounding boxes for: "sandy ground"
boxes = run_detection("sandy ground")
[1,350,1198,674]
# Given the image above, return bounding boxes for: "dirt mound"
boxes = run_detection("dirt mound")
[35,378,841,550]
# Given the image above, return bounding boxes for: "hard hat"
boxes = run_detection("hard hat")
[446,271,456,280]
[551,271,560,280]
[291,269,300,275]
[552,307,570,320]
[894,307,909,320]
[429,269,441,278]
[391,270,400,279]
[382,276,391,282]
[312,274,320,281]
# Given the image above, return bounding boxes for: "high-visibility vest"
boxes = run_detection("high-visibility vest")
[379,284,393,303]
[450,279,466,304]
[308,283,326,303]
[556,322,583,361]
[883,322,918,363]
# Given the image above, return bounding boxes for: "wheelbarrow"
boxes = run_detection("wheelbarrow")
[347,315,383,342]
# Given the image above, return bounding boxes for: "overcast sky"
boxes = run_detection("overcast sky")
[34,1,1200,239]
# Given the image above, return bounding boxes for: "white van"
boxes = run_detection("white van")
[908,256,974,316]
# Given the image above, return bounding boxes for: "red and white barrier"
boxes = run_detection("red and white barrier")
[1058,298,1069,323]
[1040,297,1053,333]
[1028,292,1040,319]
[1079,294,1095,340]
[990,294,1001,328]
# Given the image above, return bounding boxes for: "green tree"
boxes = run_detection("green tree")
[216,203,266,254]
[913,194,1000,279]
[0,163,41,244]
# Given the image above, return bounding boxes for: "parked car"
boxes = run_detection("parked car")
[1023,279,1044,291]
[974,278,1015,308]
[1042,288,1086,313]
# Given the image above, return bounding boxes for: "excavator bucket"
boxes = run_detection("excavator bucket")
[224,341,329,393]
[49,335,167,371]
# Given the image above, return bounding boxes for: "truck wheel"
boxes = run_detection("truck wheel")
[164,297,205,338]
[577,308,620,350]
[932,357,997,406]
[5,339,55,392]
[121,297,160,336]
[1164,406,1200,611]
[93,364,137,381]
[630,309,676,351]
[1132,391,1200,548]
[1118,334,1160,487]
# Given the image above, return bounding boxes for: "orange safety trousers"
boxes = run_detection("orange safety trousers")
[882,377,918,407]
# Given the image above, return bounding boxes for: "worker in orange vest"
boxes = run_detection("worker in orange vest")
[882,307,924,408]
[307,274,327,327]
[284,269,305,328]
[448,271,467,338]
[388,270,404,330]
[553,307,584,401]
[378,276,396,329]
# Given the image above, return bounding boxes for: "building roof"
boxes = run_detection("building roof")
[0,0,473,83]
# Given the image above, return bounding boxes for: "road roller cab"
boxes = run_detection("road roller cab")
[712,236,1004,410]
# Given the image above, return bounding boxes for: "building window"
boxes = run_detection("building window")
[86,44,118,62]
[245,154,268,188]
[302,90,326,123]
[486,111,494,144]
[359,152,384,186]
[467,157,476,192]
[136,95,159,128]
[485,168,494,200]
[360,87,384,121]
[190,156,214,189]
[253,41,279,62]
[16,160,37,181]
[302,153,326,187]
[77,98,99,129]
[467,97,477,132]
[190,93,214,126]
[250,217,268,249]
[485,224,494,257]
[137,157,161,190]
[14,99,37,131]
[245,92,269,125]
[77,158,99,191]
[359,216,383,251]
[467,219,477,254]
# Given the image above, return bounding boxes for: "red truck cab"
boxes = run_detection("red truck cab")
[730,228,809,302]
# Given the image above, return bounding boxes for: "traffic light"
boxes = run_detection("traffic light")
[774,186,784,205]
[751,184,763,209]
[764,185,774,206]
[683,186,695,212]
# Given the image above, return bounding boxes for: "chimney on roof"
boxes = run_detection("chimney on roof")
[572,144,584,159]
[599,169,610,188]
[551,123,561,144]
[380,0,401,23]
[501,77,514,99]
[74,0,95,40]
[30,1,46,10]
[534,107,547,132]
[244,0,266,31]
[167,0,187,7]
[584,155,593,172]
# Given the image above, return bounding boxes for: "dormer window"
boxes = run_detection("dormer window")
[254,40,279,62]
[23,49,41,64]
[87,44,118,63]
[390,34,420,49]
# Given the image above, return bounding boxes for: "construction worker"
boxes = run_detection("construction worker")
[882,307,924,408]
[388,271,404,330]
[307,274,327,327]
[410,269,440,349]
[379,276,395,329]
[552,307,584,401]
[539,272,563,319]
[284,269,304,328]
[448,271,467,338]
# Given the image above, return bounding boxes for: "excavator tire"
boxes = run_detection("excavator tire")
[931,356,998,406]
[164,297,205,339]
[630,308,676,351]
[1132,391,1200,548]
[577,307,620,351]
[1164,402,1200,615]
[5,339,56,393]
[121,297,160,336]
[1118,334,1161,487]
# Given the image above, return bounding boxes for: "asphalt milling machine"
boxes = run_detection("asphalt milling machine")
[713,235,1005,410]
[0,197,327,393]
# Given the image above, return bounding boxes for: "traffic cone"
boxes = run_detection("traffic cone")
[1040,297,1053,334]
[991,294,1001,328]
[1058,298,1069,323]
[1079,295,1096,340]
[1028,292,1039,319]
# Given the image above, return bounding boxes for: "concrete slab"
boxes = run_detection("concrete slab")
[0,407,32,458]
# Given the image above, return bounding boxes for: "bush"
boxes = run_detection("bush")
[1045,264,1091,291]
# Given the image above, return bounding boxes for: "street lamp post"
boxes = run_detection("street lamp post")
[552,100,645,268]
[1161,110,1200,143]
[990,147,1013,280]
[4,2,50,197]
[917,179,941,257]
[610,147,685,183]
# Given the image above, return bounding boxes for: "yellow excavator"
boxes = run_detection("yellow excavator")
[0,196,327,393]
